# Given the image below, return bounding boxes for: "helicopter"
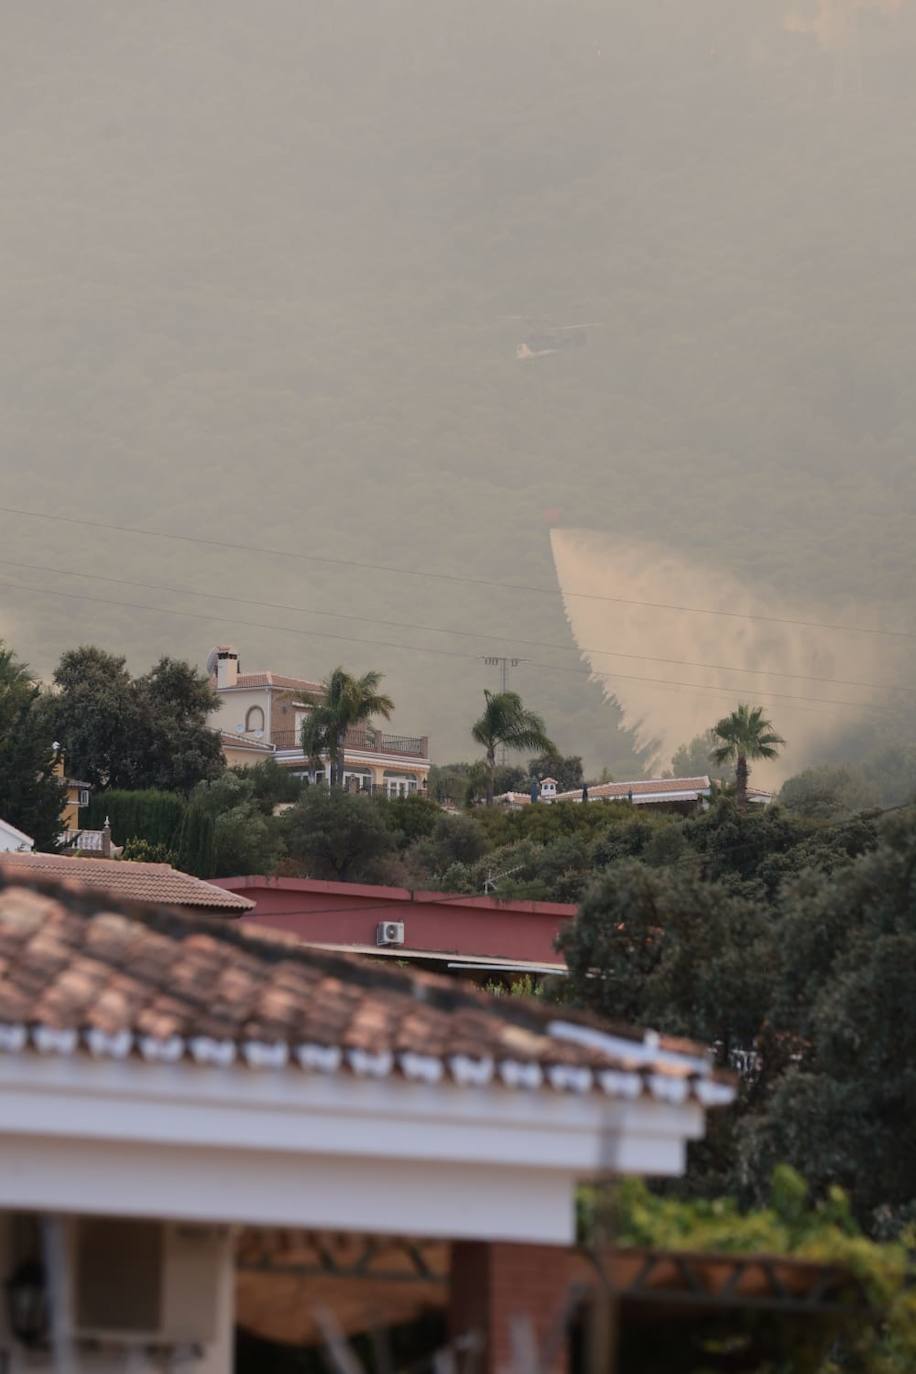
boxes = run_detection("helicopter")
[511,318,603,360]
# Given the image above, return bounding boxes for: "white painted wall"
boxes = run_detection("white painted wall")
[0,1053,704,1245]
[0,819,34,853]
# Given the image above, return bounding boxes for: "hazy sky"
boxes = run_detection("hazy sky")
[3,1,914,774]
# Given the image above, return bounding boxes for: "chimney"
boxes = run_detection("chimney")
[216,647,239,690]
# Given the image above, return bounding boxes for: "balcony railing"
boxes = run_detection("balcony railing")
[271,727,428,759]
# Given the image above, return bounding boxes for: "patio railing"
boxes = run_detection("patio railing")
[271,727,428,759]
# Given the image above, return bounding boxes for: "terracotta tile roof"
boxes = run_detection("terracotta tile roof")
[220,731,275,754]
[0,854,253,913]
[220,672,325,695]
[0,878,734,1107]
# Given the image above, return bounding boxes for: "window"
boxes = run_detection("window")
[383,775,417,799]
[79,789,90,808]
[244,706,265,735]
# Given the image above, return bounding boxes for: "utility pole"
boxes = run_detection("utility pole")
[482,656,520,765]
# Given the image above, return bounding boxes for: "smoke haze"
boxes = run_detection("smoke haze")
[3,1,915,774]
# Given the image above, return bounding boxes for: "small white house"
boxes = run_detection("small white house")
[0,819,34,853]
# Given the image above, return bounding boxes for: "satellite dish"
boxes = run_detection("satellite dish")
[206,647,220,678]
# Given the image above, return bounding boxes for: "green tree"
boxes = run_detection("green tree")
[740,809,916,1222]
[46,647,223,793]
[46,646,142,790]
[281,786,397,881]
[0,642,66,851]
[175,802,216,878]
[470,690,554,806]
[377,792,442,846]
[119,837,178,865]
[779,764,880,820]
[668,729,731,783]
[528,752,584,793]
[190,772,281,877]
[711,704,785,811]
[85,789,186,848]
[238,759,303,814]
[559,859,772,1054]
[136,657,224,793]
[299,667,394,787]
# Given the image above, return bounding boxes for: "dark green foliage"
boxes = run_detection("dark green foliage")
[190,773,282,877]
[677,798,874,895]
[46,647,223,794]
[739,812,916,1222]
[779,764,881,820]
[560,860,771,1050]
[136,657,225,794]
[407,813,490,883]
[281,787,397,882]
[558,804,916,1228]
[85,789,185,849]
[471,690,554,805]
[463,761,528,806]
[528,752,584,792]
[46,646,138,791]
[377,792,442,846]
[0,642,66,851]
[175,803,216,879]
[586,1168,916,1374]
[668,730,732,784]
[119,838,178,865]
[427,762,474,806]
[237,760,303,815]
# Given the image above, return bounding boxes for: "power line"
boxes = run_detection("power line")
[1,501,913,642]
[0,573,904,720]
[0,554,912,699]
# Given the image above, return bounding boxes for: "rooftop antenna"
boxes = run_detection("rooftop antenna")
[483,863,524,895]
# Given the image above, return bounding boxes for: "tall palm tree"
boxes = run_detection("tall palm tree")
[710,704,784,811]
[471,690,554,806]
[300,668,394,787]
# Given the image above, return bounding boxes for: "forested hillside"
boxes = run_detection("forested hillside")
[3,0,915,774]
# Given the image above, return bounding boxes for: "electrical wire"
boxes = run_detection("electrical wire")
[0,553,911,699]
[1,501,913,641]
[0,573,903,719]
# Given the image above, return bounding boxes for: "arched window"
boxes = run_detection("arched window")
[245,706,265,735]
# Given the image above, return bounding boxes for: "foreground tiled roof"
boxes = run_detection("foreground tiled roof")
[0,879,734,1107]
[0,854,253,912]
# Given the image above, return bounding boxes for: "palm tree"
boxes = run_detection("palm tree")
[300,668,394,787]
[710,704,785,811]
[471,690,554,806]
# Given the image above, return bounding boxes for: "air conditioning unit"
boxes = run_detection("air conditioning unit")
[67,1218,226,1345]
[376,920,405,947]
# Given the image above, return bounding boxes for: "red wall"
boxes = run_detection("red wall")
[211,876,576,966]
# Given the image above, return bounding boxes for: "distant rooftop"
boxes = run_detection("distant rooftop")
[215,670,324,695]
[0,853,253,913]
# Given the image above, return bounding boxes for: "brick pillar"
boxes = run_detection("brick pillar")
[449,1241,572,1373]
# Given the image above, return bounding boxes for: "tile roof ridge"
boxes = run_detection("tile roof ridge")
[0,879,736,1105]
